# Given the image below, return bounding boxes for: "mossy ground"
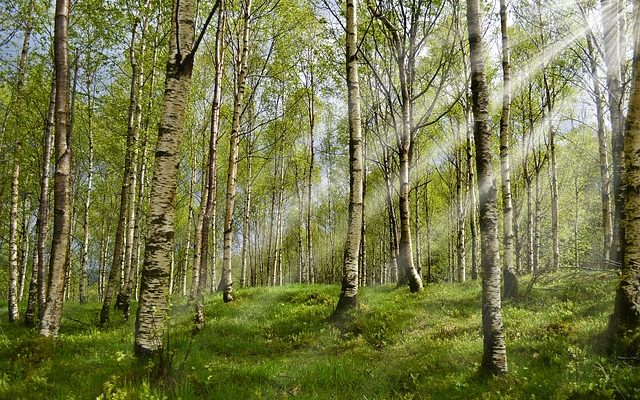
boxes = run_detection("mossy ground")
[1,271,638,399]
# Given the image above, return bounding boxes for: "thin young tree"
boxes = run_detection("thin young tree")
[333,0,363,316]
[466,0,507,374]
[499,0,517,298]
[101,19,142,326]
[195,0,225,325]
[221,0,252,303]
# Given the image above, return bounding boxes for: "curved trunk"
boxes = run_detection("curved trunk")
[134,0,197,360]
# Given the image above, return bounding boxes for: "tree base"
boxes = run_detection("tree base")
[193,301,205,331]
[330,293,357,325]
[134,344,167,377]
[223,291,234,303]
[503,269,519,300]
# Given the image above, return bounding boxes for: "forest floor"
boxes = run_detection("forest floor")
[1,271,638,399]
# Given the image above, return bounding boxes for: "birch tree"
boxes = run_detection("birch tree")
[221,0,252,303]
[466,0,507,374]
[135,0,218,359]
[333,0,363,316]
[39,0,72,337]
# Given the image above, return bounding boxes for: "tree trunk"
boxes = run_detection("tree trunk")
[608,12,640,352]
[276,150,285,286]
[397,98,422,292]
[221,0,252,303]
[101,23,141,326]
[413,182,421,281]
[182,164,196,295]
[133,28,160,302]
[9,0,35,323]
[8,158,20,322]
[359,145,368,287]
[79,72,94,304]
[383,146,399,282]
[425,181,432,284]
[601,0,625,269]
[574,176,580,269]
[18,198,30,301]
[333,0,363,316]
[296,167,305,283]
[467,0,507,374]
[534,166,541,273]
[98,225,108,302]
[543,73,559,273]
[586,32,613,269]
[194,0,225,326]
[307,74,315,284]
[118,12,150,318]
[466,108,479,280]
[456,145,466,283]
[40,0,72,337]
[134,0,199,360]
[499,0,517,299]
[241,148,252,288]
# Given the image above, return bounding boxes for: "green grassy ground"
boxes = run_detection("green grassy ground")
[1,271,638,399]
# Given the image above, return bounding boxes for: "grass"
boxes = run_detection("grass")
[1,271,639,399]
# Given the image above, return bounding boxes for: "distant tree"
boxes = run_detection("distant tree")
[195,0,225,326]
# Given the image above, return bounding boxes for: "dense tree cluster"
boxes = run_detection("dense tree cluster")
[1,0,640,375]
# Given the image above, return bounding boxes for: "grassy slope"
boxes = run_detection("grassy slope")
[1,271,639,399]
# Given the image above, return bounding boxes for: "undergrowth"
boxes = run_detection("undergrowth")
[0,271,638,399]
